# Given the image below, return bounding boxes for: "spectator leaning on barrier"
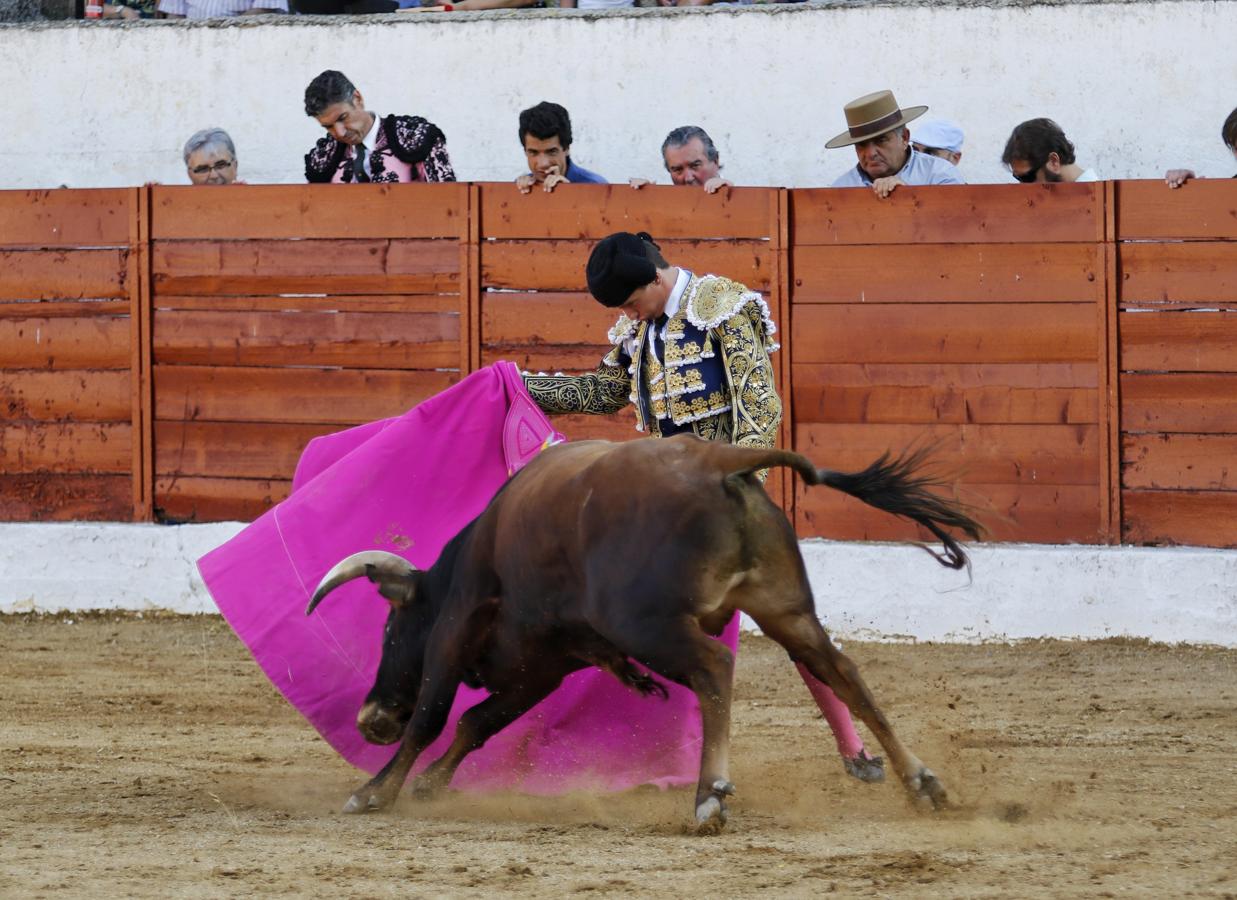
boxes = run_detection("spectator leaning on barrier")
[629,126,733,195]
[158,0,286,16]
[516,102,606,194]
[1165,106,1237,189]
[911,119,964,168]
[304,70,455,185]
[183,128,240,186]
[827,90,965,199]
[1002,118,1097,184]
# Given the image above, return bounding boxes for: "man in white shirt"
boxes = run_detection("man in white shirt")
[1002,118,1099,184]
[826,90,965,199]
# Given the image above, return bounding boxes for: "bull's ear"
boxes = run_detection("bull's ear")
[368,566,419,609]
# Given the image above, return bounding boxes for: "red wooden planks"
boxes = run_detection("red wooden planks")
[792,243,1101,304]
[1120,310,1237,372]
[0,316,130,370]
[0,249,128,301]
[153,365,457,424]
[1115,179,1237,241]
[792,183,1103,246]
[155,421,345,480]
[0,189,131,247]
[0,474,131,522]
[151,183,467,241]
[792,303,1097,365]
[0,422,131,474]
[1121,374,1237,433]
[1122,433,1237,491]
[0,370,130,422]
[1122,490,1237,548]
[1119,243,1237,306]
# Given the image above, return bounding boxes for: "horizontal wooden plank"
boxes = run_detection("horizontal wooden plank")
[795,423,1099,485]
[0,370,130,422]
[154,365,457,424]
[482,240,771,292]
[554,412,641,443]
[1122,490,1237,548]
[0,300,130,319]
[478,183,773,240]
[481,291,628,346]
[795,481,1102,544]
[793,243,1101,303]
[792,182,1102,245]
[151,239,459,296]
[0,474,132,522]
[155,421,343,480]
[1115,179,1237,241]
[151,183,467,240]
[0,189,131,247]
[1119,242,1237,305]
[0,249,127,301]
[0,316,130,370]
[0,422,131,474]
[792,303,1097,365]
[155,476,290,524]
[1121,374,1237,433]
[1122,434,1237,491]
[481,346,612,373]
[1120,310,1237,372]
[153,294,459,314]
[792,363,1096,425]
[152,309,460,369]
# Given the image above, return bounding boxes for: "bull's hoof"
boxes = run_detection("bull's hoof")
[904,767,949,811]
[693,779,736,834]
[341,787,394,814]
[843,750,886,784]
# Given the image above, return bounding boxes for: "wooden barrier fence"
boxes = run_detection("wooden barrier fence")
[1,181,1234,547]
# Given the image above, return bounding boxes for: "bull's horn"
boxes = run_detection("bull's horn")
[305,551,418,616]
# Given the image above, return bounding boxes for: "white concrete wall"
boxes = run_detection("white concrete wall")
[3,1,1235,190]
[3,523,1234,646]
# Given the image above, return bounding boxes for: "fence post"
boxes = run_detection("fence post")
[1101,180,1122,544]
[772,187,794,520]
[460,183,481,375]
[127,184,154,521]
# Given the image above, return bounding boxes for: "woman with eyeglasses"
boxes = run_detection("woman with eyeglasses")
[183,127,241,186]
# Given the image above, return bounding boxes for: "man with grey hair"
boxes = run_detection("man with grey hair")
[630,125,733,194]
[183,128,239,186]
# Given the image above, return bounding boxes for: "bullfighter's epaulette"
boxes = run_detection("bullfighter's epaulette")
[685,275,748,331]
[607,314,638,346]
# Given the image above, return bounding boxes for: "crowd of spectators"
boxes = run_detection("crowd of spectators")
[183,72,1237,199]
[92,0,800,17]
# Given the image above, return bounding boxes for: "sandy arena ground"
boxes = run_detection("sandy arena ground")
[1,614,1234,898]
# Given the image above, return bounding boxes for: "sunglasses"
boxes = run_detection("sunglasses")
[190,159,235,176]
[1012,163,1042,184]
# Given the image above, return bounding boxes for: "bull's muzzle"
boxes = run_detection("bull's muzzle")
[356,700,409,745]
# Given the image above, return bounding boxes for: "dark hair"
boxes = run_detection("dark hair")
[1223,106,1237,152]
[1001,118,1076,168]
[638,232,669,268]
[661,125,720,165]
[519,101,573,149]
[304,70,357,118]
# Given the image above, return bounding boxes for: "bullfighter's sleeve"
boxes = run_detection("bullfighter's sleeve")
[717,296,782,450]
[522,314,635,416]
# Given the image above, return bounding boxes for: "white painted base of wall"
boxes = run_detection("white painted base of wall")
[2,523,1233,646]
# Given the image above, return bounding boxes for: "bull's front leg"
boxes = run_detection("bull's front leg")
[343,672,462,814]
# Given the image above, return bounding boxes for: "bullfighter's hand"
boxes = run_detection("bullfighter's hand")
[702,176,732,195]
[516,174,537,194]
[1164,169,1195,189]
[629,177,654,189]
[871,175,904,199]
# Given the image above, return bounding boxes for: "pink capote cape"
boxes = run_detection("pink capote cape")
[197,361,739,794]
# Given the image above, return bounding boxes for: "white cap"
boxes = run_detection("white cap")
[912,119,964,154]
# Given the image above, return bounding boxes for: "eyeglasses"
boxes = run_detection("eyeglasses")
[1011,163,1042,184]
[190,159,236,176]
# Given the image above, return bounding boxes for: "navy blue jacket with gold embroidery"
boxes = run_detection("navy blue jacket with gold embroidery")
[524,273,782,450]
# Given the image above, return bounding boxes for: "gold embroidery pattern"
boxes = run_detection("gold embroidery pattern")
[686,276,747,331]
[523,363,630,416]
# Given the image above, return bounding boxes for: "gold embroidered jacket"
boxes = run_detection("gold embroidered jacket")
[524,274,782,450]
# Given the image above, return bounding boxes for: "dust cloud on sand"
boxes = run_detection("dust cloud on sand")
[1,614,1233,897]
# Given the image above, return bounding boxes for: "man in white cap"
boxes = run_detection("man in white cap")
[911,119,965,168]
[827,90,964,199]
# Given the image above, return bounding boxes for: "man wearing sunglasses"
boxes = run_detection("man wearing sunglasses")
[183,128,240,186]
[826,90,964,199]
[1002,118,1098,184]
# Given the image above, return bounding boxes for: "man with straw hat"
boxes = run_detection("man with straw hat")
[827,90,964,198]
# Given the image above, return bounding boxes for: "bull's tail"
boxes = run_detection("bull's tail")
[726,444,983,571]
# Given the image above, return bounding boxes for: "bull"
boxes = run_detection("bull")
[307,435,983,831]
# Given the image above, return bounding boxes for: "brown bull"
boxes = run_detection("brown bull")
[307,435,983,830]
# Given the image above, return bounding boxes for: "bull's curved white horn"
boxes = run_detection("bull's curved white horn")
[305,551,417,616]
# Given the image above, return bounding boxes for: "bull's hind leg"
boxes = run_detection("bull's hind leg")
[596,616,737,833]
[755,610,948,810]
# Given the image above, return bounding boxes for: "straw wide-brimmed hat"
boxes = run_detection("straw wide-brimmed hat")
[825,90,929,149]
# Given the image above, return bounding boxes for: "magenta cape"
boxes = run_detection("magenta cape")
[197,362,739,794]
